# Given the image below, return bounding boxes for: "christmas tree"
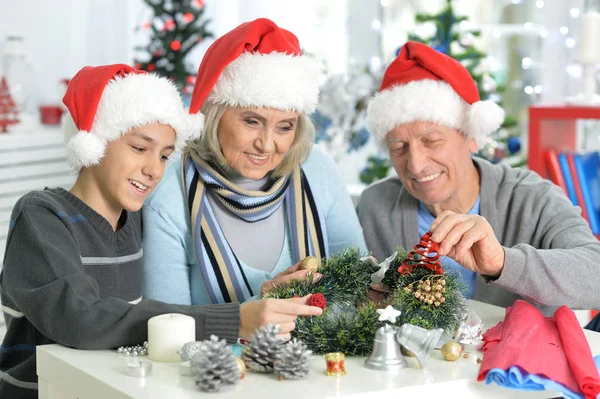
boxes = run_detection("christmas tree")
[408,0,525,167]
[0,76,19,133]
[133,0,213,94]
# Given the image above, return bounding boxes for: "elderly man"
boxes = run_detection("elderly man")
[358,41,600,312]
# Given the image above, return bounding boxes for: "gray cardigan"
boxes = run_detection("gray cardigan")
[357,157,600,312]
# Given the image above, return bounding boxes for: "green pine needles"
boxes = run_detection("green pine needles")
[264,248,466,355]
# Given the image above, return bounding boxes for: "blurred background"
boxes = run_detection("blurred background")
[1,0,600,291]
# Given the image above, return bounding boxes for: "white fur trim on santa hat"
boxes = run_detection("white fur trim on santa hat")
[207,52,320,115]
[66,73,200,171]
[367,79,504,150]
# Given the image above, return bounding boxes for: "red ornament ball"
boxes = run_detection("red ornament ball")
[147,63,155,71]
[308,293,327,310]
[170,40,181,51]
[183,13,194,23]
[165,19,176,30]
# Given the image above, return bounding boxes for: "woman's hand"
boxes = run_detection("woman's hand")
[260,260,322,297]
[239,295,323,340]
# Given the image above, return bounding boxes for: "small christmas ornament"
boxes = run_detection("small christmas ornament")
[309,293,327,310]
[398,231,443,275]
[376,305,401,323]
[179,341,203,362]
[323,352,346,376]
[365,324,407,371]
[191,335,240,392]
[242,323,285,372]
[441,341,463,361]
[274,338,312,380]
[301,256,320,273]
[369,251,397,284]
[117,341,148,357]
[507,136,522,154]
[236,357,246,379]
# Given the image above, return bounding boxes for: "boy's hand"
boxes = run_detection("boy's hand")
[239,295,323,340]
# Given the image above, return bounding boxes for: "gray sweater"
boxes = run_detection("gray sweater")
[0,188,240,398]
[358,157,600,311]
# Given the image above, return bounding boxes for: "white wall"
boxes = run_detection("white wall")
[0,0,135,110]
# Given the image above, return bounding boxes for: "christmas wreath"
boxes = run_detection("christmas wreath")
[263,232,467,355]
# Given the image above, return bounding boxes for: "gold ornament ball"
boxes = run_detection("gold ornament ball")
[236,357,246,380]
[301,256,319,273]
[441,341,463,361]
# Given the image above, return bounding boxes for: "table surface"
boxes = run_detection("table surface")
[37,300,600,399]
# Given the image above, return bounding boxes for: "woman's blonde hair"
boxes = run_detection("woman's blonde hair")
[186,102,315,178]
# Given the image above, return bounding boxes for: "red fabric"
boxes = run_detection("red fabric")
[309,293,326,310]
[478,300,600,398]
[62,64,146,132]
[555,306,600,399]
[190,18,302,114]
[379,41,479,105]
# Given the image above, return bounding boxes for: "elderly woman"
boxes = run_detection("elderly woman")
[143,19,366,326]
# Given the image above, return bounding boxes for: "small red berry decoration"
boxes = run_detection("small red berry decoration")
[308,293,326,310]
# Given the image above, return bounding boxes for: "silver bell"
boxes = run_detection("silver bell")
[396,323,443,369]
[364,324,408,371]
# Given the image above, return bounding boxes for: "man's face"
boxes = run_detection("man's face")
[386,121,478,207]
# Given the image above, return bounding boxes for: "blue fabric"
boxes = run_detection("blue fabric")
[143,146,368,305]
[484,355,600,398]
[417,198,480,299]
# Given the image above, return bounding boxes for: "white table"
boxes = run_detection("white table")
[37,300,600,399]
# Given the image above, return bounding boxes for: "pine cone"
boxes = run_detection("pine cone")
[242,323,285,372]
[191,335,240,393]
[179,341,203,362]
[274,338,312,380]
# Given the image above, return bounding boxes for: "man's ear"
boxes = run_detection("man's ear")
[468,138,478,154]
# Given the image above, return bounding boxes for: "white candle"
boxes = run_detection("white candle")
[148,313,195,362]
[580,12,600,63]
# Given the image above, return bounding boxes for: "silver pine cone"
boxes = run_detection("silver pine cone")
[179,341,203,362]
[242,323,285,373]
[191,335,240,393]
[274,338,312,380]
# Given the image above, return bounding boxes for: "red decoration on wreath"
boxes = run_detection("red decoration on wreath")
[397,231,444,275]
[170,40,181,51]
[164,19,176,31]
[309,293,327,310]
[0,76,19,133]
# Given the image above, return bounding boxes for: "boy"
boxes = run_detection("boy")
[0,64,321,398]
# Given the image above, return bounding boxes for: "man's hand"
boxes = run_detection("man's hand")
[430,210,505,277]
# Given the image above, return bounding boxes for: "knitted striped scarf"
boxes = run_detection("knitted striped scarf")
[182,150,328,304]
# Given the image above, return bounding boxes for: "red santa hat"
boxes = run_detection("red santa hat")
[367,41,505,150]
[188,18,320,117]
[63,64,203,171]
